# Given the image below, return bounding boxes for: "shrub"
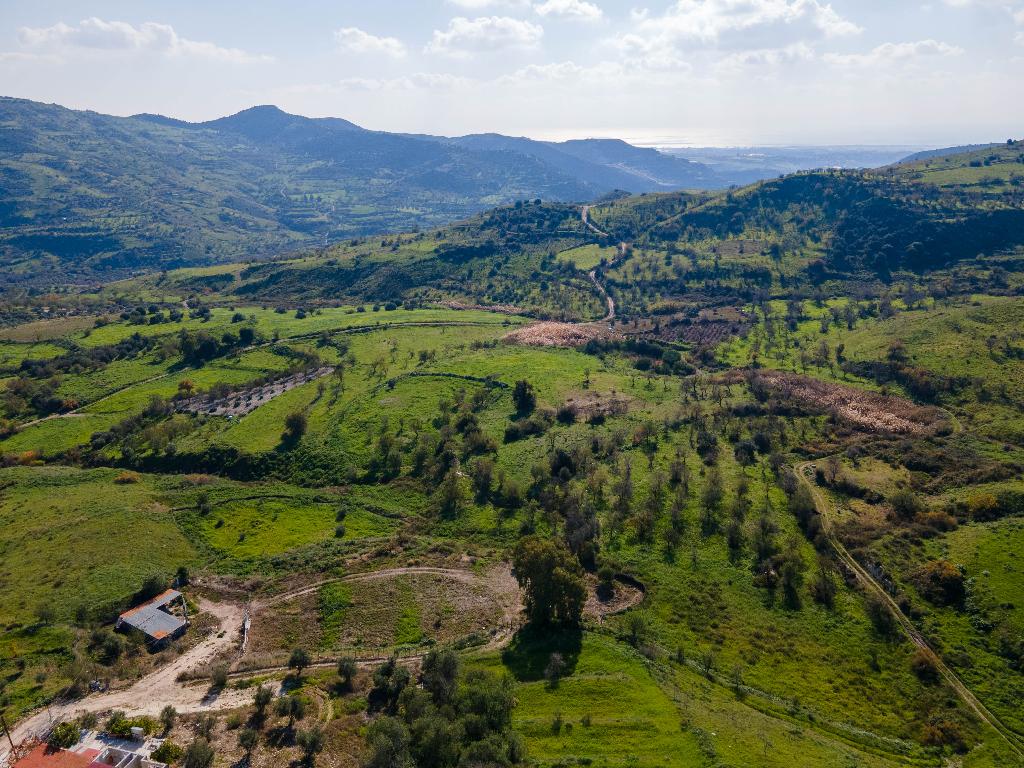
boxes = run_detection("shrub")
[890,488,925,520]
[911,560,966,607]
[151,741,184,764]
[910,649,939,683]
[182,738,215,768]
[210,663,229,689]
[48,721,80,749]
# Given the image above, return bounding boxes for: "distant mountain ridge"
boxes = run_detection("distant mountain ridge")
[899,143,1002,164]
[0,98,730,284]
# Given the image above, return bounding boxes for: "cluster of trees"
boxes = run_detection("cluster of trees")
[121,303,184,325]
[364,649,525,768]
[4,333,155,420]
[177,326,260,365]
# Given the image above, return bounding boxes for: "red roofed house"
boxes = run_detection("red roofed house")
[12,744,99,768]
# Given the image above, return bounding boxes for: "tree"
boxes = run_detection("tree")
[512,536,586,626]
[151,741,184,764]
[182,739,215,768]
[365,717,412,768]
[371,657,411,714]
[512,380,536,415]
[337,657,358,691]
[624,612,649,647]
[297,726,326,765]
[544,652,567,685]
[289,647,311,677]
[253,685,274,716]
[238,728,259,760]
[809,566,837,609]
[778,539,806,609]
[159,705,177,735]
[283,411,308,444]
[435,467,466,518]
[890,488,925,520]
[420,648,459,705]
[275,695,306,731]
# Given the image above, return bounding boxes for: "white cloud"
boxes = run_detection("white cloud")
[637,0,861,43]
[17,17,268,62]
[498,59,626,83]
[426,16,544,56]
[446,0,532,8]
[608,0,859,72]
[334,27,406,58]
[715,41,814,71]
[824,39,963,67]
[534,0,604,21]
[286,72,473,94]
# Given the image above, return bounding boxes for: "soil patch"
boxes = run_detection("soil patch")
[754,371,944,434]
[503,322,606,348]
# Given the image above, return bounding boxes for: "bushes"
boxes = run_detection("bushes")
[910,560,966,607]
[910,649,939,683]
[365,659,524,768]
[48,721,80,749]
[504,410,553,443]
[151,740,184,764]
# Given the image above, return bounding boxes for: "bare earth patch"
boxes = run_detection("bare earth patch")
[584,575,645,619]
[503,321,606,348]
[245,566,517,665]
[561,390,631,420]
[755,371,944,434]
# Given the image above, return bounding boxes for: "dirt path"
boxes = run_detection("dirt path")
[252,565,522,656]
[580,206,631,324]
[1,599,249,766]
[795,461,1024,760]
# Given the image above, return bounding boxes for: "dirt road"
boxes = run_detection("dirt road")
[1,599,249,766]
[795,461,1024,760]
[580,206,628,324]
[0,565,521,766]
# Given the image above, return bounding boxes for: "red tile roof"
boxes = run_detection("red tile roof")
[13,745,99,768]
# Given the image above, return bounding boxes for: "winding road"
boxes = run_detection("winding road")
[795,461,1024,761]
[581,206,628,324]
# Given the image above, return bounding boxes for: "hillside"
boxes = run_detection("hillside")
[0,98,730,286]
[1,142,1023,768]
[143,144,1024,323]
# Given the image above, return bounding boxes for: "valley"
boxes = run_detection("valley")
[1,138,1023,768]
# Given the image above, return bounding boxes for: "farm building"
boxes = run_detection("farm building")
[115,589,188,646]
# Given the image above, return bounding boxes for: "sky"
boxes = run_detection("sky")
[0,0,1021,146]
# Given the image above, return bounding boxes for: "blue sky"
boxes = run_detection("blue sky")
[0,0,1021,145]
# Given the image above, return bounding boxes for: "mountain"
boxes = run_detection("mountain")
[0,98,729,285]
[439,134,720,191]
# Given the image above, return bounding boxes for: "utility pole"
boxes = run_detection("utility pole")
[1,711,16,753]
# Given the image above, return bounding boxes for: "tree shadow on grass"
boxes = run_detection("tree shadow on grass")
[501,623,582,682]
